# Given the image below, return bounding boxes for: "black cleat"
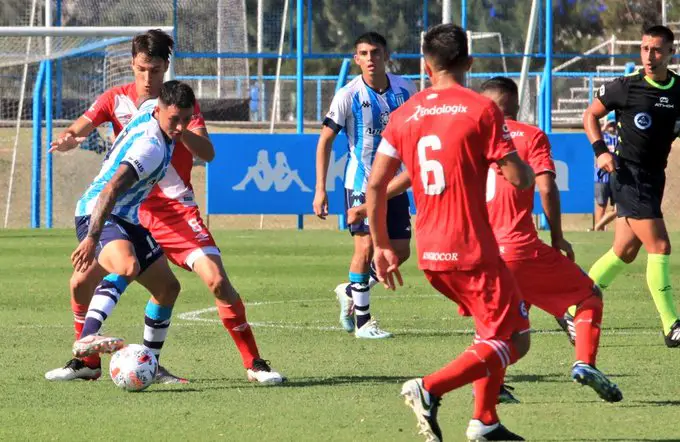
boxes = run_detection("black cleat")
[498,384,520,404]
[467,420,524,441]
[664,320,680,348]
[556,313,576,346]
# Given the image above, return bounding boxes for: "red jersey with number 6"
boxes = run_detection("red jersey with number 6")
[486,119,555,262]
[378,84,517,271]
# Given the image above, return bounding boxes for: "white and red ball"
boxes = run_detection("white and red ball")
[109,344,158,392]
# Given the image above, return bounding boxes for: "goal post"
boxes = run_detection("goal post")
[0,26,173,228]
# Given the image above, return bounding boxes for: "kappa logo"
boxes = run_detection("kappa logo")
[361,101,371,108]
[405,104,468,122]
[634,112,652,130]
[232,150,312,192]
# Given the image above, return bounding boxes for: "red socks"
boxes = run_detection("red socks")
[574,295,603,366]
[216,298,260,369]
[423,339,519,397]
[71,297,100,368]
[472,368,505,425]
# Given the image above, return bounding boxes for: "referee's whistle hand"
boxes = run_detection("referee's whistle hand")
[596,152,616,174]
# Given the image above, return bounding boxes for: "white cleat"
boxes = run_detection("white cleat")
[72,334,125,358]
[45,358,101,381]
[355,318,392,339]
[401,378,442,442]
[334,283,355,332]
[246,359,286,385]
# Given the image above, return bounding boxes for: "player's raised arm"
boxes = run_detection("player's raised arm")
[180,106,214,162]
[71,163,138,272]
[49,116,94,153]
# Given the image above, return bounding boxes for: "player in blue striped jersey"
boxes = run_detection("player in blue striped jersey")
[69,81,196,359]
[313,32,416,338]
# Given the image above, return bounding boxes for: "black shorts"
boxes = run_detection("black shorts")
[594,181,615,206]
[344,189,412,240]
[610,160,665,219]
[75,215,164,274]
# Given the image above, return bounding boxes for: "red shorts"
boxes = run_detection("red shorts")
[504,242,594,317]
[138,202,220,271]
[424,259,530,341]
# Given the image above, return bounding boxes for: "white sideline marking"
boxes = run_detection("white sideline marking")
[176,297,662,336]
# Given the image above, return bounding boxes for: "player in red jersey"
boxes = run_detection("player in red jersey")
[481,76,621,403]
[45,30,284,385]
[366,24,535,442]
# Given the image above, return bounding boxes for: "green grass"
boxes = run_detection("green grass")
[1,229,679,442]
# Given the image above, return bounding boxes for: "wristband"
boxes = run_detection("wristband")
[592,139,608,157]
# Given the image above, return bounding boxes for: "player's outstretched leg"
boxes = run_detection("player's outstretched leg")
[71,239,142,357]
[71,272,130,357]
[135,255,186,384]
[403,333,529,442]
[193,254,286,384]
[570,293,622,402]
[45,265,107,381]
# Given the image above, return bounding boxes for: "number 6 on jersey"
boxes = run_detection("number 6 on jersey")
[417,135,445,195]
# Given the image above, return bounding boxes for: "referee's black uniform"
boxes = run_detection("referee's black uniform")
[597,69,680,219]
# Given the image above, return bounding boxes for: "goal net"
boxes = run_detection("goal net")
[0,31,164,228]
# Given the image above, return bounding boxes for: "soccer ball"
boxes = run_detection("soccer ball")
[109,344,158,392]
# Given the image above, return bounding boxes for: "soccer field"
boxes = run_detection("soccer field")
[1,229,679,441]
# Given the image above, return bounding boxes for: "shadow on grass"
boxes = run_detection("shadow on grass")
[175,375,417,390]
[505,372,636,384]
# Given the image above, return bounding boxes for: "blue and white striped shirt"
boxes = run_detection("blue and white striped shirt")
[324,73,416,192]
[75,99,174,224]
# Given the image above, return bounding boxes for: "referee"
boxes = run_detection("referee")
[583,25,680,347]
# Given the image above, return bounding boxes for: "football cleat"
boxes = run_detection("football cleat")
[72,334,125,357]
[155,365,189,384]
[466,419,524,441]
[355,318,392,339]
[45,358,101,381]
[664,320,680,348]
[334,283,355,332]
[401,378,443,442]
[247,359,286,385]
[498,384,520,404]
[472,384,520,404]
[555,312,576,346]
[571,361,622,402]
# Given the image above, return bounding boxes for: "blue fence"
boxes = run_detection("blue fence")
[206,132,594,219]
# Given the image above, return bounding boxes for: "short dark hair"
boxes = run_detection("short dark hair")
[480,76,518,98]
[132,29,174,62]
[422,24,468,71]
[159,81,195,109]
[643,25,675,45]
[354,32,388,51]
